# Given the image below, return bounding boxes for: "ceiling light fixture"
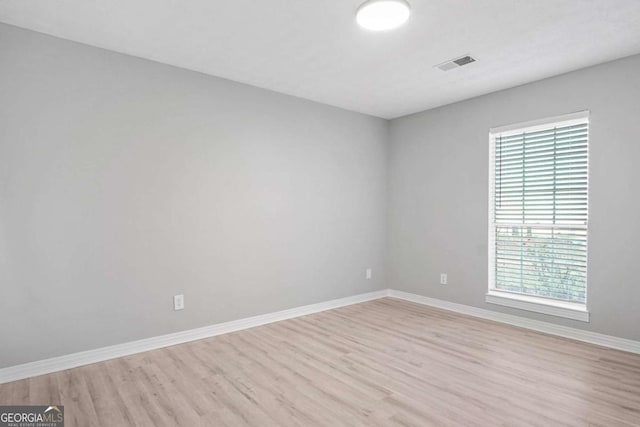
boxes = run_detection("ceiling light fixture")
[356,0,411,31]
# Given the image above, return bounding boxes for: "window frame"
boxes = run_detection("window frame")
[487,111,590,322]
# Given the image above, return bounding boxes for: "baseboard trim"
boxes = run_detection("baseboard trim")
[0,289,389,384]
[3,288,638,383]
[388,289,640,355]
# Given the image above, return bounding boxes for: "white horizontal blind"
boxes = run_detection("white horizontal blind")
[490,114,589,304]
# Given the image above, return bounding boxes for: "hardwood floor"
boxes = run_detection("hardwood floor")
[2,297,640,426]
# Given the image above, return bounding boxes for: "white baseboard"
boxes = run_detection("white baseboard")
[3,288,639,384]
[0,289,389,384]
[388,289,640,355]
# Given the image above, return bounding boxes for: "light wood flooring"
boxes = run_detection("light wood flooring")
[1,297,640,426]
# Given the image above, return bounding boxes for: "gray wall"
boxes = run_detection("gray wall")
[3,22,639,370]
[0,24,389,368]
[388,54,640,341]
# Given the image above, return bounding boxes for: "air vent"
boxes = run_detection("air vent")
[435,55,477,71]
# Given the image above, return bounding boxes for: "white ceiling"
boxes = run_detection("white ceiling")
[2,0,640,119]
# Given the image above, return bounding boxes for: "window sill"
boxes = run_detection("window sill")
[485,291,589,322]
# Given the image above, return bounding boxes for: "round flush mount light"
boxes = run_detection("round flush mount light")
[356,0,411,31]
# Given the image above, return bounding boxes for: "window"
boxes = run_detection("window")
[487,112,589,321]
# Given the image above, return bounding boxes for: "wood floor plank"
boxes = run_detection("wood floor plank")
[1,297,639,426]
[54,368,101,427]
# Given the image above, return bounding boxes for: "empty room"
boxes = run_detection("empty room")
[1,0,640,425]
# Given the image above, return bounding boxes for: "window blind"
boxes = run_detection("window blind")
[490,115,588,304]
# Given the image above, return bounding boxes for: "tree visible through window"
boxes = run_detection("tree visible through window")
[489,113,589,304]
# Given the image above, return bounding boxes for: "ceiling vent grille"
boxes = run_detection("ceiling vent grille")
[435,55,477,71]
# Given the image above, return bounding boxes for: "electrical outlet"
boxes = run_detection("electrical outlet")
[174,294,185,311]
[440,273,448,285]
[366,268,372,280]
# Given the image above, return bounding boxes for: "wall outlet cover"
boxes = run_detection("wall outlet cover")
[174,294,185,311]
